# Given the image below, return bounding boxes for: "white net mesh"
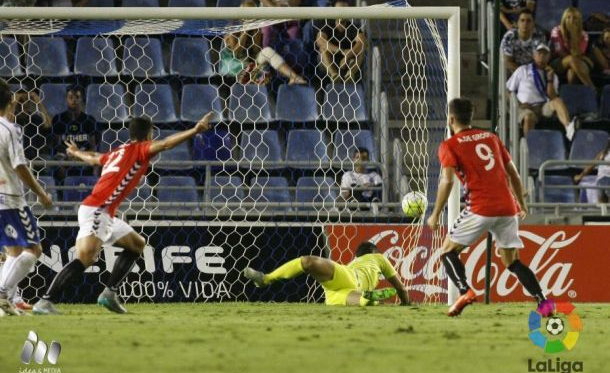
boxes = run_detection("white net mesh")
[0,3,451,304]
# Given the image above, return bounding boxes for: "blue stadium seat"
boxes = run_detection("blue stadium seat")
[99,128,130,153]
[210,176,245,204]
[155,130,192,171]
[275,84,318,122]
[86,84,130,123]
[170,38,214,78]
[0,36,24,77]
[577,0,608,18]
[535,0,573,32]
[249,176,291,210]
[133,84,178,123]
[122,0,160,6]
[192,130,233,171]
[180,84,224,123]
[322,83,368,122]
[569,130,609,166]
[601,85,610,119]
[122,37,166,78]
[40,84,69,118]
[63,176,97,202]
[559,84,598,118]
[286,129,329,169]
[169,0,206,5]
[127,178,154,203]
[239,130,283,169]
[295,177,337,210]
[541,175,576,203]
[228,84,273,124]
[75,37,119,77]
[216,0,242,6]
[26,37,70,77]
[332,129,376,163]
[9,84,25,92]
[526,130,566,171]
[157,176,199,204]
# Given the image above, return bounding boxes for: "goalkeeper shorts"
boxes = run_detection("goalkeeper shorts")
[321,263,360,306]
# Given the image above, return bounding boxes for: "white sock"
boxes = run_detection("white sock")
[0,255,18,296]
[0,251,37,295]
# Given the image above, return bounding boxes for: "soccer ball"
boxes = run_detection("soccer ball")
[546,317,565,336]
[402,191,427,217]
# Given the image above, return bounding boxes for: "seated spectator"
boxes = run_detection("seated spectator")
[260,0,301,48]
[574,140,610,203]
[339,148,382,208]
[500,0,535,31]
[550,7,594,87]
[506,44,577,139]
[501,9,546,74]
[12,90,52,161]
[592,28,610,76]
[315,0,366,82]
[220,0,306,84]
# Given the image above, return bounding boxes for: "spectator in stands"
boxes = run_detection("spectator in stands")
[315,0,366,82]
[506,44,577,140]
[592,28,610,76]
[501,9,546,73]
[500,0,535,31]
[220,0,306,84]
[260,0,301,48]
[338,148,382,208]
[574,140,610,203]
[550,7,595,87]
[12,90,52,161]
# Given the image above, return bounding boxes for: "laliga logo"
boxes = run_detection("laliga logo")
[528,299,583,353]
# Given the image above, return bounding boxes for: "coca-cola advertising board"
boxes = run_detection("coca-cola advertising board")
[326,225,610,302]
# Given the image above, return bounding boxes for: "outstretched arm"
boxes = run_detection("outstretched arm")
[148,112,213,156]
[427,166,455,231]
[386,275,410,305]
[574,151,605,183]
[65,140,102,166]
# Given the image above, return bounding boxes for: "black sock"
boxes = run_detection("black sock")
[508,260,545,304]
[442,251,470,295]
[43,259,86,302]
[106,250,140,292]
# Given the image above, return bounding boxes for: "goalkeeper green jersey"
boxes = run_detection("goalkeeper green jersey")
[348,253,397,291]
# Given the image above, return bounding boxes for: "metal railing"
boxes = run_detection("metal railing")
[538,160,610,203]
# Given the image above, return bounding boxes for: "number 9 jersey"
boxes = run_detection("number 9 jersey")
[83,141,153,216]
[438,128,519,217]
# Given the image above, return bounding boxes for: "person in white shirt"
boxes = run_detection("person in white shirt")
[0,78,53,316]
[339,148,382,207]
[506,43,576,140]
[574,139,610,203]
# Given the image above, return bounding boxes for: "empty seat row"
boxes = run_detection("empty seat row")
[559,85,610,120]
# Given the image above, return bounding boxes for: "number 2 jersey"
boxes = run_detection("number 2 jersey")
[438,128,519,217]
[83,141,152,216]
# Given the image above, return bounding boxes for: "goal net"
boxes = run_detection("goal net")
[0,1,457,305]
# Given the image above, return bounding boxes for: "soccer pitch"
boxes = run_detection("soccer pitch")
[1,303,607,373]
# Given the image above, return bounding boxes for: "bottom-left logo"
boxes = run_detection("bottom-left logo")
[20,331,61,365]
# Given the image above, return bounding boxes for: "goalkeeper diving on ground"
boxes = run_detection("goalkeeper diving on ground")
[244,241,410,306]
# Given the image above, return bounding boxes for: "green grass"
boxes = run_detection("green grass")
[1,302,608,373]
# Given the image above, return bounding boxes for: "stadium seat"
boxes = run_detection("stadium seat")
[170,38,214,78]
[122,37,167,78]
[127,178,154,203]
[541,175,576,203]
[275,84,318,122]
[601,85,610,119]
[40,83,69,118]
[249,176,291,210]
[295,176,337,210]
[157,176,199,204]
[26,37,70,77]
[526,130,567,171]
[535,0,573,32]
[0,36,24,77]
[559,85,598,118]
[210,176,245,204]
[180,84,224,123]
[99,128,130,153]
[216,0,242,6]
[86,84,130,123]
[577,0,608,19]
[63,176,97,202]
[228,84,273,124]
[169,0,206,5]
[286,129,329,169]
[75,37,119,77]
[569,130,609,167]
[132,84,178,123]
[332,129,376,163]
[192,130,233,171]
[86,0,115,6]
[239,130,283,169]
[122,0,160,6]
[322,83,368,122]
[154,130,192,171]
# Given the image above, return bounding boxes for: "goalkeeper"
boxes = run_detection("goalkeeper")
[244,241,410,306]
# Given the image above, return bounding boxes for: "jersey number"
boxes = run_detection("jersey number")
[101,148,125,176]
[475,143,495,171]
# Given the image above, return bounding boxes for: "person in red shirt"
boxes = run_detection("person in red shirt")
[33,112,214,315]
[427,98,544,317]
